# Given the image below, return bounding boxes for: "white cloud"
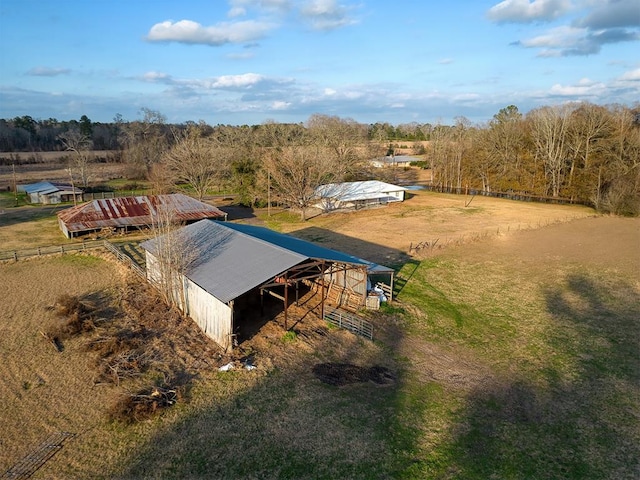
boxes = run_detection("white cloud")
[618,68,640,82]
[574,0,640,29]
[146,19,275,46]
[300,0,357,31]
[487,0,572,23]
[209,73,265,88]
[27,67,71,77]
[520,24,640,56]
[142,71,172,82]
[521,25,583,48]
[271,100,291,109]
[549,78,607,96]
[496,0,640,56]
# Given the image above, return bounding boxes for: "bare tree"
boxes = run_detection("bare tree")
[163,126,231,200]
[122,108,169,179]
[147,204,197,310]
[264,145,339,220]
[58,128,93,188]
[476,105,527,193]
[528,105,573,197]
[306,114,369,176]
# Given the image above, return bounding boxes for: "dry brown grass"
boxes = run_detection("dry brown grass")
[277,189,596,265]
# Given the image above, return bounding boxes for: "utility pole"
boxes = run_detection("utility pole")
[12,163,18,206]
[267,169,271,217]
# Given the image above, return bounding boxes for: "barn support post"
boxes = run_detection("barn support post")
[284,272,289,330]
[389,272,394,302]
[295,281,299,306]
[321,261,326,322]
[361,266,367,306]
[228,300,235,351]
[260,289,264,315]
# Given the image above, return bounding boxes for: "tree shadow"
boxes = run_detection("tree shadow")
[441,273,640,479]
[0,204,68,228]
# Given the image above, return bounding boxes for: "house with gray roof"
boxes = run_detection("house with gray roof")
[141,220,393,350]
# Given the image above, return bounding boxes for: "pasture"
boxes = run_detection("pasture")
[1,190,638,479]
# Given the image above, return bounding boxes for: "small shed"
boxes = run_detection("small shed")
[57,193,226,238]
[315,180,407,211]
[21,181,83,204]
[370,155,416,168]
[141,220,394,350]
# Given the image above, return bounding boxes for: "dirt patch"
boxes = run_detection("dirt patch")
[440,215,640,277]
[281,190,597,266]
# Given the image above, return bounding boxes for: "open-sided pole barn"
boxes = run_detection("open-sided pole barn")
[141,220,393,351]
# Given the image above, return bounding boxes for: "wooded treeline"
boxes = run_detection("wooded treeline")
[1,102,638,216]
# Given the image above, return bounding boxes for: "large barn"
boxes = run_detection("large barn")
[57,193,226,238]
[141,220,394,350]
[314,180,407,212]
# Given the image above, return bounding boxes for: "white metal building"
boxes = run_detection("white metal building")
[20,181,83,204]
[314,180,407,211]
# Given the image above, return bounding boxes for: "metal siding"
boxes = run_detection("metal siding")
[184,278,232,350]
[146,251,232,349]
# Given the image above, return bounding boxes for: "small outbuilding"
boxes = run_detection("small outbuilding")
[315,180,407,212]
[370,155,416,168]
[141,220,394,350]
[20,181,83,204]
[57,193,226,238]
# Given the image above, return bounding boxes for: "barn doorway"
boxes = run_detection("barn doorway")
[232,282,313,344]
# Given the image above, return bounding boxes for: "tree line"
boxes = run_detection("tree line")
[1,102,638,216]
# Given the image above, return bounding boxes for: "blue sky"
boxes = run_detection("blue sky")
[1,0,638,126]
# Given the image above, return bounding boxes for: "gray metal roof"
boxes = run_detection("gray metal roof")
[315,180,406,202]
[141,220,374,304]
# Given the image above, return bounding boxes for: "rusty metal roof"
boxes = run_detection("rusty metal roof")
[57,194,225,235]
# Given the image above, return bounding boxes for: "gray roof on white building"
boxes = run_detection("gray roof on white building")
[141,220,381,305]
[315,180,406,202]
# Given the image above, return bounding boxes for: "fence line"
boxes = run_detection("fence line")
[325,308,373,341]
[0,240,105,261]
[415,184,584,206]
[102,241,145,278]
[0,240,146,279]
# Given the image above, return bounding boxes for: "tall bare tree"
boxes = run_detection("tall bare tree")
[164,125,231,200]
[122,108,169,179]
[147,204,197,310]
[58,128,93,189]
[264,145,339,220]
[528,105,573,197]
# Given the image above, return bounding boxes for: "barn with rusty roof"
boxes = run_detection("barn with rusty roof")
[57,193,227,238]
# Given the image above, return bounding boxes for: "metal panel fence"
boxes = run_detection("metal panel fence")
[324,308,373,341]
